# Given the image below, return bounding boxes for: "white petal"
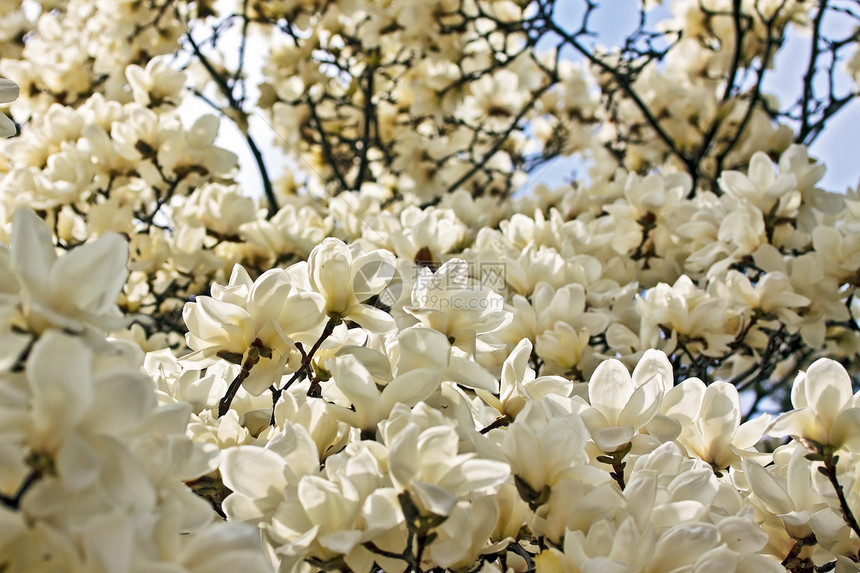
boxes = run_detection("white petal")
[589,359,635,423]
[267,424,320,480]
[631,349,673,393]
[591,426,635,452]
[11,209,56,297]
[0,114,16,138]
[49,233,128,314]
[318,530,363,554]
[351,249,396,302]
[717,516,769,554]
[0,79,19,103]
[382,368,442,412]
[220,446,288,501]
[411,480,457,516]
[457,458,510,492]
[89,368,156,434]
[397,327,450,371]
[28,331,93,433]
[347,304,396,333]
[446,356,499,393]
[82,512,133,573]
[804,358,852,425]
[56,433,100,490]
[742,459,793,514]
[652,523,720,570]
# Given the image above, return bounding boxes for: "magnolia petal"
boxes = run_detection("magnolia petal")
[332,355,379,405]
[347,304,397,333]
[411,479,457,516]
[447,356,499,393]
[387,424,420,488]
[220,446,288,501]
[693,545,739,573]
[618,377,661,430]
[591,425,635,453]
[717,516,769,555]
[623,473,656,530]
[0,78,19,103]
[28,331,93,434]
[0,113,16,138]
[50,232,128,315]
[89,368,156,434]
[177,522,270,573]
[397,327,450,372]
[308,238,352,313]
[279,291,327,342]
[298,476,352,531]
[351,249,396,301]
[11,209,56,298]
[631,349,673,393]
[56,432,100,490]
[719,170,758,200]
[736,554,789,573]
[361,488,404,536]
[589,359,634,423]
[417,426,460,466]
[733,413,770,450]
[830,407,860,449]
[456,458,511,493]
[742,459,793,515]
[651,523,720,571]
[97,437,157,511]
[221,492,268,523]
[644,413,682,443]
[82,512,133,573]
[768,408,820,443]
[319,530,363,555]
[803,359,852,426]
[382,368,442,412]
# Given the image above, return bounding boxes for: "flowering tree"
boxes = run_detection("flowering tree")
[1,0,860,571]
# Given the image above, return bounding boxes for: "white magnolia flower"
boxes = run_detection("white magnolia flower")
[636,275,738,357]
[726,270,810,319]
[330,327,500,421]
[7,208,129,337]
[537,516,654,573]
[768,358,860,450]
[387,421,510,517]
[406,258,511,355]
[308,237,397,332]
[503,399,593,496]
[662,379,770,471]
[577,349,673,453]
[718,151,800,218]
[742,449,823,543]
[327,352,442,433]
[477,338,571,419]
[125,55,187,108]
[264,442,416,572]
[182,265,326,396]
[0,330,156,491]
[221,424,321,524]
[426,496,501,570]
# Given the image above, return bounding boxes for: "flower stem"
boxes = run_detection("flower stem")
[819,454,860,547]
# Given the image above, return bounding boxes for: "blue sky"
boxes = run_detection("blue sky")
[534,0,860,193]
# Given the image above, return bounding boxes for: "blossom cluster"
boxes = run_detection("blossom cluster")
[0,0,858,572]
